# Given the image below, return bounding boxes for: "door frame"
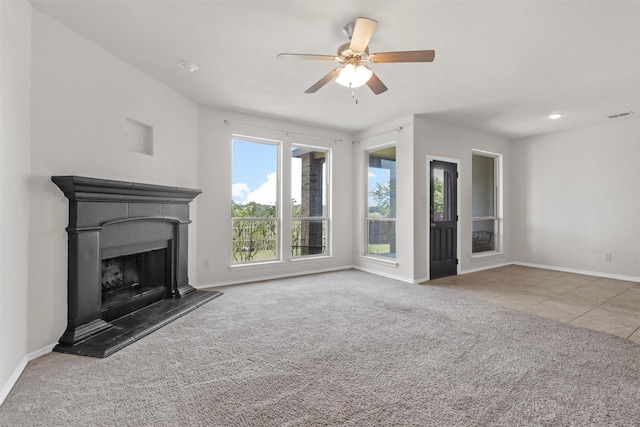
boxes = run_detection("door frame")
[427,155,461,279]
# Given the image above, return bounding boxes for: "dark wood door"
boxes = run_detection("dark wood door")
[430,160,458,279]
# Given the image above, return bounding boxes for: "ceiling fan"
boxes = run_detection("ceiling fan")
[278,17,435,96]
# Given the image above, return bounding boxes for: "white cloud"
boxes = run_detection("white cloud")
[246,172,277,206]
[368,172,376,179]
[232,183,250,201]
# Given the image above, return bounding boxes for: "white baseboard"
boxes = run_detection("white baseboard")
[460,262,513,275]
[0,357,28,407]
[0,343,55,406]
[351,265,415,284]
[414,262,512,284]
[193,260,638,293]
[512,262,640,283]
[193,265,355,289]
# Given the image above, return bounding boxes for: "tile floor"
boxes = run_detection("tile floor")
[428,265,640,344]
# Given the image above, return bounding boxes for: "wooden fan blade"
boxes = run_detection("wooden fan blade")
[369,50,435,63]
[366,72,388,95]
[305,68,341,93]
[349,17,377,52]
[278,53,338,61]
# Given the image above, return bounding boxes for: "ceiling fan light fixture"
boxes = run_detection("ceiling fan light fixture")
[335,64,372,88]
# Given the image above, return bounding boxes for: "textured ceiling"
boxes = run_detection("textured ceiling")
[31,0,640,138]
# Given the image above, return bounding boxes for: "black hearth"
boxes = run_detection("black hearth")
[52,176,221,357]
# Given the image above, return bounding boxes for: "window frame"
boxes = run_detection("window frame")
[471,149,503,256]
[231,135,282,265]
[290,143,331,259]
[365,143,397,260]
[230,134,333,267]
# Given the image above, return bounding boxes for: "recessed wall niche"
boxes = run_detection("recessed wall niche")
[125,117,154,155]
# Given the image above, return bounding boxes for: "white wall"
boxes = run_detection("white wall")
[197,107,354,286]
[414,116,512,280]
[3,1,634,404]
[28,9,200,352]
[512,118,640,278]
[350,115,511,283]
[352,116,416,282]
[0,0,32,395]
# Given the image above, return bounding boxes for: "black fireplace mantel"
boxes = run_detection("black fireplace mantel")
[52,175,202,204]
[52,176,220,357]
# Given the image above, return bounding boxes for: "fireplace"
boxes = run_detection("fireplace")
[52,176,221,357]
[101,242,169,322]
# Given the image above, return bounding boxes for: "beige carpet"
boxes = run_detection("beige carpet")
[1,269,640,426]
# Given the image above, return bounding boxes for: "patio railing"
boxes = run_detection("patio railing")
[232,217,327,262]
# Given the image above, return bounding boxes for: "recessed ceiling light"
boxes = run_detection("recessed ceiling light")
[548,113,564,120]
[178,61,199,72]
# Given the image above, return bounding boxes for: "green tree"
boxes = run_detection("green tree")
[232,201,276,218]
[291,199,302,256]
[433,177,444,216]
[369,182,391,217]
[232,201,277,262]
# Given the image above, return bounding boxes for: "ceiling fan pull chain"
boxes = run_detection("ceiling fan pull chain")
[352,87,358,104]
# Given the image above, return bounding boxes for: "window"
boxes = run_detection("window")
[291,146,329,257]
[231,138,279,263]
[366,146,396,258]
[231,136,331,264]
[472,151,502,254]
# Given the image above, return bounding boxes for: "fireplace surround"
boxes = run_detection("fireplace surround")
[52,176,221,357]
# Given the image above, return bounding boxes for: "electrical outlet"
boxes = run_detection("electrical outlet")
[604,253,612,262]
[203,259,210,269]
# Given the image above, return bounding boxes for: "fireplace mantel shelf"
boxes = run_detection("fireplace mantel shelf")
[52,175,202,203]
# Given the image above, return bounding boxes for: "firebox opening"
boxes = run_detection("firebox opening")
[101,245,170,322]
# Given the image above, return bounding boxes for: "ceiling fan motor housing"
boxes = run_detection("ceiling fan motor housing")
[337,42,369,62]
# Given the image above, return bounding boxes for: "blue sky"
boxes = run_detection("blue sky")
[233,137,386,207]
[232,139,277,204]
[232,139,306,206]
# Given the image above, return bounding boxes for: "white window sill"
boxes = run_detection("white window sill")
[359,255,399,268]
[471,251,504,260]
